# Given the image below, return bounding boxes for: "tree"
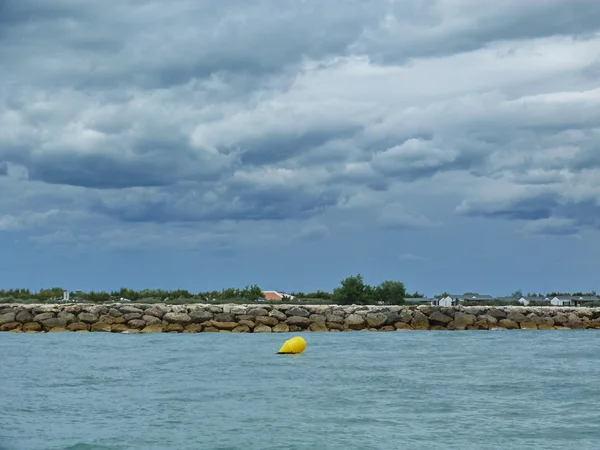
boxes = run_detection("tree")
[510,290,523,298]
[332,274,370,305]
[373,281,406,305]
[239,284,263,301]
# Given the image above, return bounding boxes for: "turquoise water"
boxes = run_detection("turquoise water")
[1,331,600,450]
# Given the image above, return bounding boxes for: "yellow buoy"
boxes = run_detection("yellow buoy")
[277,336,306,354]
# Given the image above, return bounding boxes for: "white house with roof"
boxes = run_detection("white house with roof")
[432,294,494,307]
[550,295,599,306]
[518,296,551,306]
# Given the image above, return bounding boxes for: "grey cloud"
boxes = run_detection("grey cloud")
[520,218,580,237]
[1,0,600,242]
[355,0,600,64]
[457,191,560,221]
[377,205,436,230]
[370,139,459,181]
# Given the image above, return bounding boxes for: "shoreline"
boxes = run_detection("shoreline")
[1,303,600,333]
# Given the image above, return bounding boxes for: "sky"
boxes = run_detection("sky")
[1,0,600,297]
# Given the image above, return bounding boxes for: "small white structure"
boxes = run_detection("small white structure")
[62,290,70,302]
[433,294,494,307]
[550,296,599,306]
[518,296,550,306]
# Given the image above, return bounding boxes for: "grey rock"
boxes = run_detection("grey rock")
[142,315,162,325]
[0,312,16,325]
[108,308,123,317]
[163,312,192,324]
[144,306,167,319]
[309,314,327,324]
[269,310,287,321]
[345,314,365,330]
[411,311,430,330]
[507,311,527,323]
[452,313,476,330]
[428,311,453,325]
[78,313,99,324]
[128,319,147,329]
[15,310,33,323]
[365,313,387,328]
[42,318,68,329]
[553,314,568,325]
[189,310,212,323]
[286,306,310,317]
[486,309,507,320]
[120,306,144,314]
[56,312,76,324]
[399,310,413,324]
[285,316,311,328]
[33,312,55,322]
[247,308,269,317]
[325,314,344,324]
[230,306,247,315]
[214,313,234,322]
[123,313,142,321]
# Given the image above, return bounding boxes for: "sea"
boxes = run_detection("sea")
[1,330,600,450]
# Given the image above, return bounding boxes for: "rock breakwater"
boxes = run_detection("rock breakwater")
[1,303,599,333]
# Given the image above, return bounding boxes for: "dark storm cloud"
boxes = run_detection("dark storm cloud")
[0,0,599,241]
[357,0,600,64]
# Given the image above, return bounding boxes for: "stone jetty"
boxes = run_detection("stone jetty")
[0,303,599,333]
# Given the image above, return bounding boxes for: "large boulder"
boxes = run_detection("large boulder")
[0,312,16,326]
[33,312,55,322]
[120,306,144,314]
[247,308,269,317]
[144,306,166,319]
[127,320,147,329]
[272,323,290,333]
[253,325,272,333]
[232,325,251,333]
[56,312,76,324]
[507,311,527,323]
[365,313,387,328]
[286,307,310,317]
[16,310,34,323]
[452,313,476,330]
[498,319,519,330]
[78,313,98,324]
[42,318,68,330]
[123,313,142,321]
[189,311,213,323]
[90,322,111,332]
[411,311,430,330]
[486,309,507,320]
[344,314,365,330]
[142,315,162,324]
[141,324,165,333]
[67,322,89,331]
[428,311,453,326]
[23,322,42,332]
[286,316,311,328]
[214,313,234,323]
[269,310,287,321]
[211,321,239,331]
[0,322,21,331]
[256,316,279,327]
[163,312,191,324]
[309,323,328,332]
